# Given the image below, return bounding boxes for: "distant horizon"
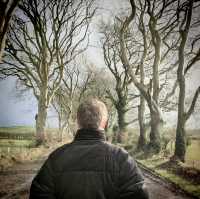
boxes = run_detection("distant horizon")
[0,125,199,131]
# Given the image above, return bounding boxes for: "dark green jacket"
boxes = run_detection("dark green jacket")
[29,129,149,199]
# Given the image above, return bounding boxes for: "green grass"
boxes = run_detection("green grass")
[0,126,59,148]
[0,126,36,148]
[127,127,200,169]
[138,156,166,168]
[137,144,200,199]
[0,139,36,147]
[0,126,59,134]
[138,158,200,198]
[125,128,200,198]
[186,139,200,169]
[0,126,35,134]
[157,169,200,198]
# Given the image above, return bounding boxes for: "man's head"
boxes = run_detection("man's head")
[77,98,108,130]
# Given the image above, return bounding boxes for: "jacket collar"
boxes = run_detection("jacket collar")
[74,128,106,141]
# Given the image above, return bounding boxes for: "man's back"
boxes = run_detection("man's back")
[29,129,148,199]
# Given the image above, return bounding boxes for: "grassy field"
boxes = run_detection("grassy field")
[186,139,200,169]
[162,129,200,169]
[130,128,200,199]
[0,126,59,154]
[0,126,59,134]
[0,126,35,148]
[0,126,35,134]
[138,156,200,198]
[0,139,36,147]
[0,126,62,170]
[125,127,200,169]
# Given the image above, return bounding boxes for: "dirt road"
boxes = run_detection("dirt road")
[0,158,197,199]
[144,171,195,199]
[0,158,44,199]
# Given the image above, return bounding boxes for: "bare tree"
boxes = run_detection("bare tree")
[53,60,95,139]
[52,60,114,140]
[173,0,200,162]
[118,0,180,153]
[0,0,20,61]
[0,0,95,144]
[99,20,138,143]
[135,0,148,151]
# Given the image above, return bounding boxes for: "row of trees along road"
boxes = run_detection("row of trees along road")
[0,0,199,162]
[51,59,116,141]
[99,21,139,143]
[100,0,199,162]
[50,0,200,162]
[0,0,96,144]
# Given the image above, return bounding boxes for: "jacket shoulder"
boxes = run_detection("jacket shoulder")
[48,142,73,160]
[102,142,129,160]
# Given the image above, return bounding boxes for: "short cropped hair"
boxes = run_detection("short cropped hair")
[77,98,108,129]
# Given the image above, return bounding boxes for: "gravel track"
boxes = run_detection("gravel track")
[0,159,198,199]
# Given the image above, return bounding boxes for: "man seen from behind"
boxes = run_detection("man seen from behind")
[29,98,149,199]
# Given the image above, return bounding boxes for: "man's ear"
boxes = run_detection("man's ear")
[99,119,108,130]
[104,120,108,131]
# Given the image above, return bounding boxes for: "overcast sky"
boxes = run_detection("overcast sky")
[0,0,199,128]
[0,0,124,127]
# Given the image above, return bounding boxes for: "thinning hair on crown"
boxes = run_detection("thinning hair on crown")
[77,98,108,129]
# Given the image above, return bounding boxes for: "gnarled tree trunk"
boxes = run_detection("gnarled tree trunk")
[148,107,162,153]
[173,0,194,162]
[147,10,162,153]
[173,26,187,162]
[117,105,127,143]
[36,88,48,145]
[174,116,186,162]
[137,96,146,151]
